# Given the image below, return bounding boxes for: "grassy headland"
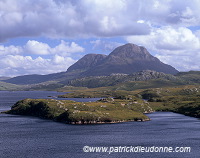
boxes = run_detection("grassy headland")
[6,96,152,124]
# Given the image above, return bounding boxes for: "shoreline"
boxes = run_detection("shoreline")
[2,112,151,125]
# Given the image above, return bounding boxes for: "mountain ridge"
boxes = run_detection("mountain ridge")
[3,43,180,86]
[67,43,179,76]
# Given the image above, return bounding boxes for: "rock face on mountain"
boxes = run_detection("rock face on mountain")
[67,43,179,76]
[67,54,107,73]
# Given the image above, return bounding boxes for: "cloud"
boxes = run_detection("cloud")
[1,0,200,42]
[52,54,65,64]
[0,40,84,56]
[90,40,123,52]
[0,45,22,55]
[51,41,85,56]
[126,26,200,71]
[0,40,84,76]
[126,26,200,53]
[155,54,200,71]
[24,40,50,55]
[0,0,152,42]
[1,0,200,73]
[0,55,76,77]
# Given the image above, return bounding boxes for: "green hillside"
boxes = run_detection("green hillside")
[176,71,200,84]
[6,97,151,124]
[139,85,200,118]
[0,81,24,91]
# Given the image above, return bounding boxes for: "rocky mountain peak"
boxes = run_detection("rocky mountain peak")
[109,43,152,60]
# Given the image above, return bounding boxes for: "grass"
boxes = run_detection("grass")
[58,88,134,98]
[0,81,24,90]
[138,85,200,118]
[6,96,151,124]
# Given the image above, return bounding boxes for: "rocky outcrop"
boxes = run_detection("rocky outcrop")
[68,70,182,88]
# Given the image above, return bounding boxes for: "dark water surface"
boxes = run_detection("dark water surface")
[0,91,199,158]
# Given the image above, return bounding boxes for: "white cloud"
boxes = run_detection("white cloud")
[0,40,83,76]
[155,54,200,71]
[0,55,76,77]
[126,26,200,52]
[126,26,200,71]
[137,20,145,24]
[0,45,22,55]
[0,40,84,56]
[24,40,50,55]
[53,55,65,64]
[51,41,85,56]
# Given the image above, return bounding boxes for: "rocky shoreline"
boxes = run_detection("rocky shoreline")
[68,118,151,125]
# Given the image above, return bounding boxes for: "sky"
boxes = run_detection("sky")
[1,0,200,77]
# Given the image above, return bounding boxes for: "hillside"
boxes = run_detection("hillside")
[58,84,200,119]
[176,71,200,84]
[4,72,67,85]
[139,85,200,118]
[0,81,25,90]
[67,70,183,88]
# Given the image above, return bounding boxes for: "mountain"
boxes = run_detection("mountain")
[4,43,179,86]
[67,43,179,76]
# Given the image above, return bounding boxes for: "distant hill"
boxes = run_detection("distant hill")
[4,72,66,85]
[176,71,200,84]
[0,81,23,90]
[0,77,11,81]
